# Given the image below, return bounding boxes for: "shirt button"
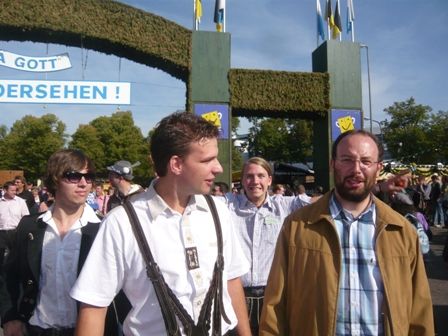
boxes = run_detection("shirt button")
[27,280,33,285]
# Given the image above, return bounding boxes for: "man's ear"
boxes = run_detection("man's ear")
[169,155,183,176]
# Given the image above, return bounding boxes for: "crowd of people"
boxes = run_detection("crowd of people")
[0,111,443,336]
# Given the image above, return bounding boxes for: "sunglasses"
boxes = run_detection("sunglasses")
[63,171,95,184]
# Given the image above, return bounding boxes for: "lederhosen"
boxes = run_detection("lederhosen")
[123,195,231,336]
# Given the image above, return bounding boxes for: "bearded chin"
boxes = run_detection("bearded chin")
[334,178,374,203]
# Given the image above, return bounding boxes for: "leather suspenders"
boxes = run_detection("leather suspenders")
[122,195,230,336]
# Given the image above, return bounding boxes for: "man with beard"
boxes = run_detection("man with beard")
[259,130,434,335]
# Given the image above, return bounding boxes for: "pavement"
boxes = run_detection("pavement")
[1,228,447,336]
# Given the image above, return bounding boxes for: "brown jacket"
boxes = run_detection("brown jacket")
[260,192,434,336]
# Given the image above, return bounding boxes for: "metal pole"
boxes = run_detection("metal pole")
[360,44,372,133]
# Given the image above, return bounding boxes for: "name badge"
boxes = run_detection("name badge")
[265,216,279,225]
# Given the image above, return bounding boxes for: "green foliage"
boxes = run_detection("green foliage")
[231,117,243,171]
[69,110,153,185]
[0,1,331,121]
[247,118,313,163]
[0,0,191,81]
[229,69,330,118]
[0,114,66,181]
[382,97,447,164]
[428,110,448,163]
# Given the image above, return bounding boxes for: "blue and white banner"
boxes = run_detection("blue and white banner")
[0,50,72,72]
[0,80,131,105]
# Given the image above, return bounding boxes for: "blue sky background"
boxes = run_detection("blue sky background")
[1,0,447,137]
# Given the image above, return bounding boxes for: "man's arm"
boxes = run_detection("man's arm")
[227,277,251,336]
[409,237,435,334]
[75,303,108,336]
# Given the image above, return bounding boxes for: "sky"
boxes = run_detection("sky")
[1,0,447,137]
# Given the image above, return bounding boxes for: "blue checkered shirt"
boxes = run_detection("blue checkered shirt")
[228,194,304,287]
[330,194,384,336]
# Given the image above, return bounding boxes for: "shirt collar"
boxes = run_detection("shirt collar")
[330,192,376,223]
[38,203,101,226]
[1,195,17,201]
[239,192,273,210]
[146,180,210,220]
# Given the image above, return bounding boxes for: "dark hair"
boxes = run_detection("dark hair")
[44,149,95,196]
[391,202,416,217]
[3,180,16,190]
[215,181,229,193]
[331,130,384,161]
[150,112,220,177]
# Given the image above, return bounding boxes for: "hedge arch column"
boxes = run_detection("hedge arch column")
[191,31,232,185]
[312,41,363,191]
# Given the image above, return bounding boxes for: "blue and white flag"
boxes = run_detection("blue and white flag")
[317,0,326,41]
[214,0,225,32]
[347,0,355,34]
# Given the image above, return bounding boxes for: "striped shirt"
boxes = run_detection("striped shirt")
[330,193,384,336]
[228,194,303,287]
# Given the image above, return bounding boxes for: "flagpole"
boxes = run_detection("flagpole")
[223,1,226,32]
[316,0,319,47]
[326,0,331,40]
[351,23,355,42]
[348,0,355,42]
[337,0,342,41]
[193,0,197,31]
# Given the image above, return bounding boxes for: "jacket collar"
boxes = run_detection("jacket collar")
[306,190,405,231]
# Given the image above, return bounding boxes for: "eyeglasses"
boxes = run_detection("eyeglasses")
[335,157,380,168]
[63,171,95,184]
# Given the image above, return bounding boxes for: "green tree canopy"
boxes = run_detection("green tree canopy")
[231,117,243,171]
[428,110,448,163]
[383,97,434,164]
[69,110,152,185]
[0,113,66,181]
[247,117,312,163]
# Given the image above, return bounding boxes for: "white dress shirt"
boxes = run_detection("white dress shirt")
[0,196,29,230]
[71,182,249,336]
[29,205,100,328]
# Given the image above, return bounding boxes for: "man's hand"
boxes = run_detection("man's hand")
[3,320,27,336]
[377,169,410,195]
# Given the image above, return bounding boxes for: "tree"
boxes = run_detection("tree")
[0,114,66,181]
[428,110,448,163]
[382,97,434,164]
[247,117,313,163]
[231,117,243,171]
[69,110,152,185]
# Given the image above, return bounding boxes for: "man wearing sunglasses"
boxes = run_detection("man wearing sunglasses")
[0,149,116,336]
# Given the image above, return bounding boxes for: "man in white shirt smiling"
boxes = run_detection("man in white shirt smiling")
[72,112,251,336]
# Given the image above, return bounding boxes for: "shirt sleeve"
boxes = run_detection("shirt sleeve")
[216,200,250,280]
[70,208,128,307]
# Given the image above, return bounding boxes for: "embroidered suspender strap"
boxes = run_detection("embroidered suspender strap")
[123,196,230,336]
[203,195,231,328]
[122,201,181,336]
